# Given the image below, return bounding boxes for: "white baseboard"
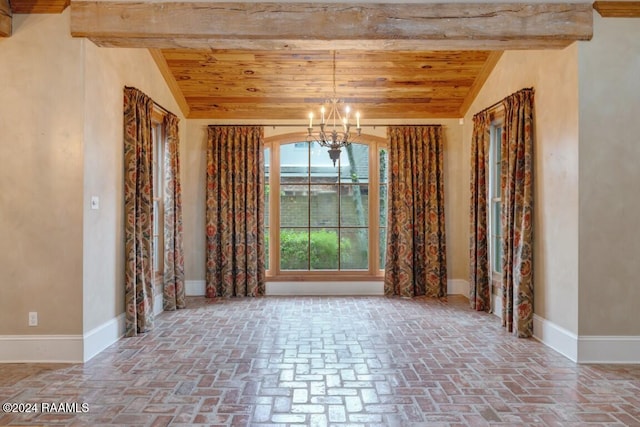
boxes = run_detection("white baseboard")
[533,314,578,362]
[82,313,126,362]
[0,313,127,363]
[0,335,84,363]
[266,281,383,296]
[187,279,469,297]
[447,279,469,297]
[186,280,206,296]
[578,336,640,364]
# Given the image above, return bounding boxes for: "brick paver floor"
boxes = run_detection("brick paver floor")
[1,295,639,426]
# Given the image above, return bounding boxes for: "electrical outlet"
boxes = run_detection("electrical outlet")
[28,312,38,327]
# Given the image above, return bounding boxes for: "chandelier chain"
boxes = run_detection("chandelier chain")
[332,51,336,97]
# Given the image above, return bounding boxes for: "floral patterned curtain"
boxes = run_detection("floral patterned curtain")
[123,87,154,336]
[469,111,491,311]
[384,126,447,298]
[206,126,265,298]
[501,88,535,337]
[163,113,185,311]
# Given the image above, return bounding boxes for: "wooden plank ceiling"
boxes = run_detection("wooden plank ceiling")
[160,49,498,120]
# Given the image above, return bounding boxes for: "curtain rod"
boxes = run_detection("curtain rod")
[206,124,443,128]
[477,87,535,116]
[482,98,505,114]
[124,85,175,117]
[153,101,173,117]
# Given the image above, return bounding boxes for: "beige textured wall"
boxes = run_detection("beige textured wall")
[462,47,580,334]
[0,13,84,334]
[0,10,187,336]
[182,119,467,282]
[82,37,187,332]
[578,15,640,336]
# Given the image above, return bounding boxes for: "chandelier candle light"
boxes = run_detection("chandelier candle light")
[307,51,362,166]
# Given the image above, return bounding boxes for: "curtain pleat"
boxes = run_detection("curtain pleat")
[123,87,154,336]
[469,112,491,311]
[384,126,447,298]
[163,113,186,311]
[206,126,265,298]
[501,89,535,337]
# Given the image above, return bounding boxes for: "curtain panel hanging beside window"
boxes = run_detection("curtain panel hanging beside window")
[205,126,266,298]
[163,113,186,311]
[469,111,491,311]
[384,125,447,298]
[501,88,535,337]
[123,87,155,336]
[469,88,535,337]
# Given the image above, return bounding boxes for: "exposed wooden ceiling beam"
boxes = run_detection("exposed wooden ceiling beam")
[0,0,11,37]
[70,2,593,51]
[593,1,640,17]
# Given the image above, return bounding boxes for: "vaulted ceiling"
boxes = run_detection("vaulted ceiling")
[155,49,501,120]
[2,0,615,120]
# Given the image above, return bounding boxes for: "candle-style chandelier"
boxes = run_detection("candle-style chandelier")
[307,51,362,166]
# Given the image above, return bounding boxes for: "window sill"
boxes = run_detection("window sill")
[266,273,384,282]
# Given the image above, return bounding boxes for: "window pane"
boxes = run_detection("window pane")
[280,186,309,227]
[310,228,339,270]
[280,228,309,270]
[310,142,339,183]
[379,184,388,227]
[340,184,369,226]
[340,228,368,270]
[379,147,390,255]
[310,185,338,227]
[492,201,501,237]
[495,157,502,198]
[265,147,270,180]
[491,200,502,273]
[265,146,271,228]
[265,227,269,271]
[340,143,369,183]
[265,184,270,227]
[379,227,387,269]
[493,236,502,273]
[153,235,159,272]
[379,148,389,184]
[281,142,309,183]
[153,199,159,271]
[492,126,502,197]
